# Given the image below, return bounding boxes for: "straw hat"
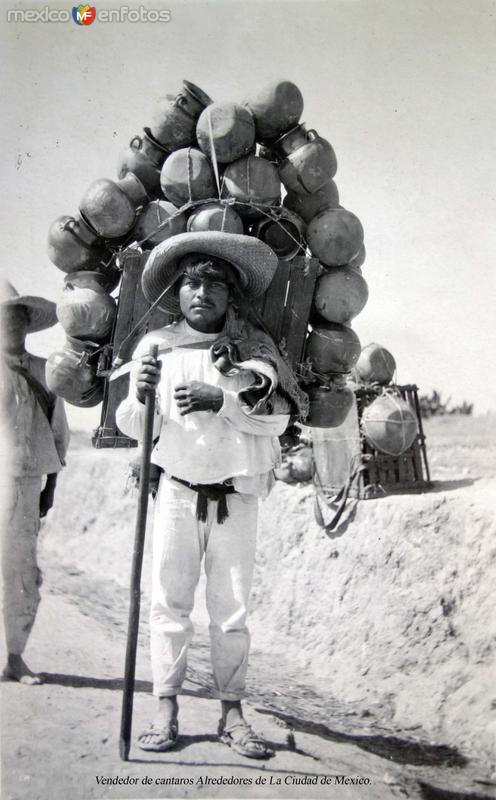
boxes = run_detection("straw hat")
[141,231,278,314]
[1,282,57,333]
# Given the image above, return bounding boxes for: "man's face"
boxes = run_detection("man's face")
[1,305,30,351]
[178,274,230,333]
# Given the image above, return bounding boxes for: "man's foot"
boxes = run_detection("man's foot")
[137,722,179,752]
[218,699,273,759]
[2,654,43,685]
[138,695,179,752]
[218,718,274,759]
[221,698,244,729]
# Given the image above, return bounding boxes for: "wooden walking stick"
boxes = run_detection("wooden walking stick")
[119,343,159,761]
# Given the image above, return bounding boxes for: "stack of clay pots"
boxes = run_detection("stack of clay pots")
[45,78,369,422]
[353,343,418,456]
[45,173,148,405]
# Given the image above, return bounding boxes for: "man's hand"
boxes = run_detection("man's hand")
[40,473,58,518]
[136,355,161,404]
[174,382,223,416]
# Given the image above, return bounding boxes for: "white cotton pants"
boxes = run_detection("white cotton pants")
[150,476,258,700]
[1,477,42,654]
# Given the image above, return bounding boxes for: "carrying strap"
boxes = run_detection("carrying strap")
[9,364,55,423]
[312,454,366,537]
[110,340,213,382]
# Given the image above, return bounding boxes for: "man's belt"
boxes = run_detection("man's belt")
[170,476,237,524]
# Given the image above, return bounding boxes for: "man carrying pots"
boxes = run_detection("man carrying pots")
[1,283,70,684]
[116,231,307,758]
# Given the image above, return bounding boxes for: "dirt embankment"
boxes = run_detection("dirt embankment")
[252,415,496,769]
[252,476,495,768]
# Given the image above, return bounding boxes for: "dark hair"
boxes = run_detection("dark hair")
[181,254,233,282]
[174,254,242,297]
[173,252,255,323]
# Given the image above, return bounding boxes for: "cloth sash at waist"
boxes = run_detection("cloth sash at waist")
[170,475,237,524]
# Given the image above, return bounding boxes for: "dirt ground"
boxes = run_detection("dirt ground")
[1,415,496,800]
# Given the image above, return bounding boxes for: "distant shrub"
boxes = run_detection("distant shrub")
[419,390,473,418]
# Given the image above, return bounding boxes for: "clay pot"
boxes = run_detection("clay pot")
[80,174,148,239]
[221,155,281,220]
[251,207,305,261]
[45,337,104,407]
[277,127,337,195]
[160,148,216,208]
[82,265,121,292]
[283,179,339,223]
[307,208,364,267]
[275,445,313,483]
[305,322,361,374]
[132,200,187,247]
[278,425,302,451]
[92,264,121,293]
[313,267,369,325]
[257,143,280,163]
[288,446,313,481]
[348,244,366,271]
[56,272,117,341]
[117,128,169,199]
[275,124,309,158]
[273,463,293,483]
[150,81,212,151]
[196,102,256,164]
[362,394,418,455]
[47,214,109,273]
[186,202,244,234]
[245,80,304,142]
[305,381,355,428]
[117,172,149,205]
[356,343,396,385]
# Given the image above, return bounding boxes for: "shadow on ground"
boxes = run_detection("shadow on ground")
[428,479,477,493]
[39,672,213,700]
[257,708,468,769]
[39,672,468,770]
[419,781,495,800]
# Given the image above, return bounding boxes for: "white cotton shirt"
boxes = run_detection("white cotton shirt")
[115,320,290,498]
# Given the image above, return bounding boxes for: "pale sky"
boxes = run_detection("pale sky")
[2,0,495,429]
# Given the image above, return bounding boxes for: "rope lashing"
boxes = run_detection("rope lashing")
[111,271,181,368]
[187,146,193,203]
[103,189,311,368]
[131,197,305,251]
[361,388,417,456]
[206,106,222,199]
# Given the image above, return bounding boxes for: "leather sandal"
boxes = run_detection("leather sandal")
[218,718,274,759]
[137,722,179,752]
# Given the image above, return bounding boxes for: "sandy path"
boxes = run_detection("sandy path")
[1,588,417,800]
[3,576,494,800]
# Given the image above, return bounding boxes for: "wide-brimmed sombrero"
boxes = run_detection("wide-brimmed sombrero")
[141,231,279,315]
[1,281,57,333]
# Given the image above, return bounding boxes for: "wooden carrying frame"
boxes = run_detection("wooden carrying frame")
[354,384,431,497]
[92,250,170,448]
[92,249,319,448]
